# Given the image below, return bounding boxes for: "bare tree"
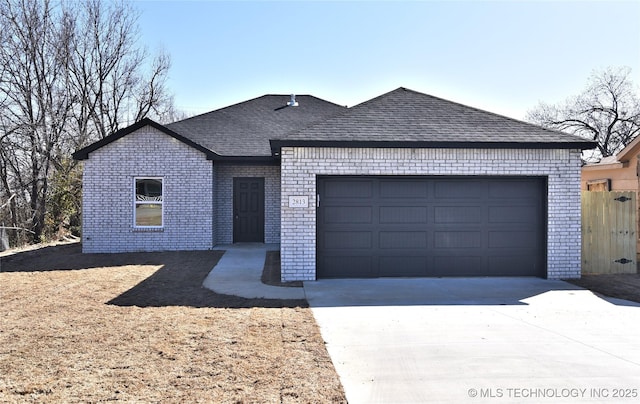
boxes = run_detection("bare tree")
[0,0,70,241]
[0,0,175,244]
[526,67,640,161]
[65,0,174,147]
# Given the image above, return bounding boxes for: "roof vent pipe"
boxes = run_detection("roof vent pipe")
[287,94,298,107]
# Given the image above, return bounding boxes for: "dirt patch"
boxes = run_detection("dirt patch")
[566,273,640,304]
[261,250,303,288]
[0,243,346,403]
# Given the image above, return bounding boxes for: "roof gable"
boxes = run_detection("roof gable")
[615,135,640,162]
[72,118,216,160]
[73,95,347,160]
[271,87,596,152]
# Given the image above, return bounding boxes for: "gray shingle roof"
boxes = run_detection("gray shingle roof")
[74,88,596,161]
[272,87,595,149]
[166,95,347,157]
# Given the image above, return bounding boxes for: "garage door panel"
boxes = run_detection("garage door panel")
[488,256,538,276]
[434,206,482,223]
[432,256,484,276]
[434,231,482,249]
[317,176,545,278]
[489,206,539,223]
[320,256,374,278]
[434,181,484,199]
[379,206,427,223]
[379,180,429,198]
[323,206,372,223]
[324,231,372,249]
[488,231,538,248]
[379,256,428,277]
[324,180,372,198]
[379,232,427,249]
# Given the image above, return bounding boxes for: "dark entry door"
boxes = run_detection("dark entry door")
[233,177,265,242]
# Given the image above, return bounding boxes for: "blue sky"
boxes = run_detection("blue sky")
[135,0,640,120]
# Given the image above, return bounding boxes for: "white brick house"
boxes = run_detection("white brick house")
[73,88,595,281]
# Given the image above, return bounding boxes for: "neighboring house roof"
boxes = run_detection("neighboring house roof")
[582,156,624,171]
[73,88,596,161]
[270,87,596,152]
[582,134,640,171]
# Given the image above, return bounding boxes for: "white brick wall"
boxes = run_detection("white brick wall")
[280,147,583,281]
[81,126,214,252]
[214,164,281,244]
[83,133,583,279]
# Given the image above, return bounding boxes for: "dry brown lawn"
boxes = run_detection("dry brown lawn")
[0,243,346,403]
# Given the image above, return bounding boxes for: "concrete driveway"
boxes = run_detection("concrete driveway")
[303,278,640,403]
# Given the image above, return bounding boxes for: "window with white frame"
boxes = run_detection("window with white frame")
[134,177,163,227]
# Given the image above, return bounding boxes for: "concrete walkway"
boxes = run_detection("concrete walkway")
[202,243,305,300]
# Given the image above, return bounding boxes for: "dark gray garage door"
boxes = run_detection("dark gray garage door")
[317,176,546,278]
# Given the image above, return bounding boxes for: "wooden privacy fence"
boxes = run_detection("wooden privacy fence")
[582,191,637,274]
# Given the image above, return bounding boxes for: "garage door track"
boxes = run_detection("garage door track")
[304,277,640,403]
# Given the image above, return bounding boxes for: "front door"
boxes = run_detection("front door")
[233,177,265,242]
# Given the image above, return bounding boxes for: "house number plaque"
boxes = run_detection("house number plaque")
[289,196,308,208]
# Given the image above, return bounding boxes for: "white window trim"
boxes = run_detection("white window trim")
[133,177,164,229]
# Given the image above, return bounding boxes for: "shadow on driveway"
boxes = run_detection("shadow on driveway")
[304,277,598,307]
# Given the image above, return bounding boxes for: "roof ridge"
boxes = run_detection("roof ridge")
[348,87,408,109]
[272,86,596,150]
[356,87,589,142]
[167,94,274,125]
[168,94,345,125]
[404,88,588,141]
